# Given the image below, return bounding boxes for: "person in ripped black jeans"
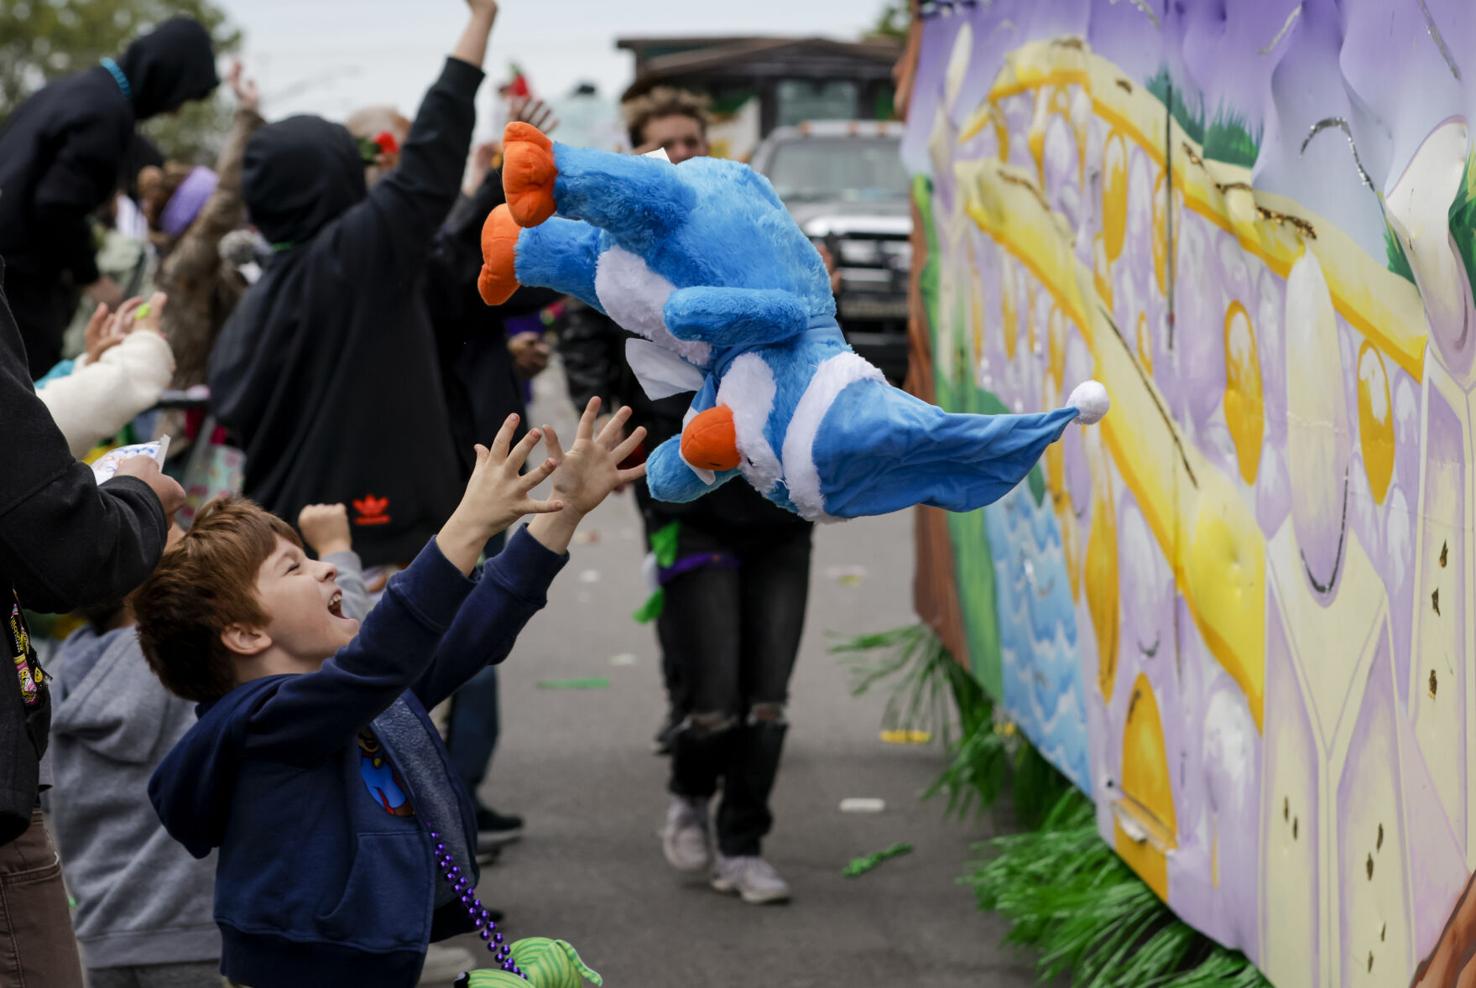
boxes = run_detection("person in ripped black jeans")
[0,260,183,987]
[556,86,816,905]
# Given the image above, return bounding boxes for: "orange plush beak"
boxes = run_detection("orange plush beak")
[501,122,558,227]
[478,204,521,305]
[680,405,741,472]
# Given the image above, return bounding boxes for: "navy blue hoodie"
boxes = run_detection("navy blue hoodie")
[149,527,565,987]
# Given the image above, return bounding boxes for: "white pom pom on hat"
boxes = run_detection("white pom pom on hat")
[1066,380,1109,424]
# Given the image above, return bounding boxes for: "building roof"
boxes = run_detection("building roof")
[618,35,902,100]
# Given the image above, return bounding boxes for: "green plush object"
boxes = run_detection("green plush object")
[633,522,681,623]
[465,972,528,988]
[462,938,601,988]
[511,938,603,987]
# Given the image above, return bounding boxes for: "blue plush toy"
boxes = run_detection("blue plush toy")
[480,122,1108,522]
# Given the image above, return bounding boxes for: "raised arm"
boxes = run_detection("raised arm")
[36,326,174,458]
[163,104,264,290]
[244,404,563,762]
[411,526,566,710]
[337,4,495,270]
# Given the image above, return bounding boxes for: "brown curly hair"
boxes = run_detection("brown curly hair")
[621,86,710,149]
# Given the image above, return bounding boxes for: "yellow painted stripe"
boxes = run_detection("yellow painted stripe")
[957,38,1428,382]
[961,162,1266,729]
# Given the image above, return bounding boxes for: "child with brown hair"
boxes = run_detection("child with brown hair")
[137,402,643,987]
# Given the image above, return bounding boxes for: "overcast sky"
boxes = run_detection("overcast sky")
[215,0,882,137]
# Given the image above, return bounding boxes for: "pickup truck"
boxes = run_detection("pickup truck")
[750,120,912,383]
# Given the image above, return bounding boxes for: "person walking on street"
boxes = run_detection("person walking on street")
[558,87,815,904]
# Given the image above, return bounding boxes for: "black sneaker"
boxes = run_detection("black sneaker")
[476,807,523,850]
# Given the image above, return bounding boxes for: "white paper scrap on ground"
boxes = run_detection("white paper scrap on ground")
[839,797,886,814]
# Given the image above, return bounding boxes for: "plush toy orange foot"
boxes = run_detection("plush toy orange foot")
[478,204,521,305]
[502,122,557,227]
[680,405,741,472]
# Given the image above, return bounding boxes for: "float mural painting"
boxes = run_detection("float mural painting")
[901,1,1476,984]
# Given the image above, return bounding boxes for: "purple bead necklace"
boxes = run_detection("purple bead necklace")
[431,830,525,979]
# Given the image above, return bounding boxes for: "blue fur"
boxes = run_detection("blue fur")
[553,147,696,254]
[502,140,1083,521]
[645,437,740,503]
[813,382,1080,517]
[513,216,605,312]
[664,287,810,347]
[548,144,833,315]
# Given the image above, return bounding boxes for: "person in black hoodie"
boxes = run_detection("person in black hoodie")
[0,17,218,376]
[0,260,182,986]
[209,2,498,570]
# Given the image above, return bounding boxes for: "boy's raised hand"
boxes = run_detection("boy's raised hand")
[298,503,352,558]
[438,414,561,575]
[544,398,647,515]
[526,398,646,554]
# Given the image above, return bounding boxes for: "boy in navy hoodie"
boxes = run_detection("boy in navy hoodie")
[135,401,645,988]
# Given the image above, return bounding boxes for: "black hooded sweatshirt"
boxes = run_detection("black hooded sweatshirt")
[0,258,168,844]
[209,59,483,567]
[0,17,218,375]
[427,168,561,480]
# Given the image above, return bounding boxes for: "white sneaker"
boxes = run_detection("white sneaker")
[710,853,791,904]
[417,943,476,985]
[661,795,712,872]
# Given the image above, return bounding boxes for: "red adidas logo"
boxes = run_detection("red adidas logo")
[352,494,391,527]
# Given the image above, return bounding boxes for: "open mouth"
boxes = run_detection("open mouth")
[328,591,344,618]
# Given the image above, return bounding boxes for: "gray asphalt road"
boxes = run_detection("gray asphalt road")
[444,368,1039,987]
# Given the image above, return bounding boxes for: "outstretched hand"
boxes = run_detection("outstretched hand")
[525,399,645,555]
[543,398,646,516]
[508,95,558,135]
[438,413,561,574]
[298,503,352,558]
[228,60,260,113]
[81,292,168,365]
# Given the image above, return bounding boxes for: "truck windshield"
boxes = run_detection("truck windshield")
[765,136,908,204]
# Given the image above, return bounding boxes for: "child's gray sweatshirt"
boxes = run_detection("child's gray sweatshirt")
[47,626,219,970]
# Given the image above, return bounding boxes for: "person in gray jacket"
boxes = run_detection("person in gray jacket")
[46,525,218,987]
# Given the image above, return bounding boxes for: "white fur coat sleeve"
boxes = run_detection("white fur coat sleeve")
[37,331,176,458]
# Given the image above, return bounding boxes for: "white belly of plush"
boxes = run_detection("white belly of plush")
[594,247,712,368]
[717,353,781,494]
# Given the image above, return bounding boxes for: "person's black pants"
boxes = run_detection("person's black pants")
[663,521,813,857]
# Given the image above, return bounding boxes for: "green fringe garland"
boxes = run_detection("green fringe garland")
[832,624,1269,987]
